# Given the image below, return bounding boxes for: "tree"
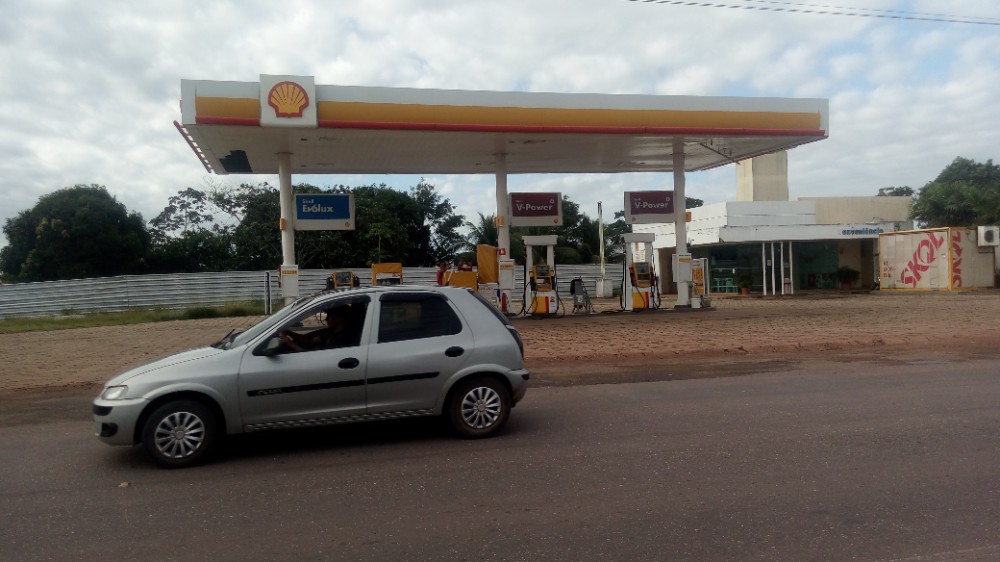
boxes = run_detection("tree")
[147,228,235,273]
[196,181,464,270]
[353,184,427,265]
[147,187,235,273]
[878,186,914,197]
[409,179,466,264]
[465,212,498,249]
[912,158,1000,228]
[602,211,629,263]
[227,184,282,270]
[0,185,149,282]
[149,187,216,234]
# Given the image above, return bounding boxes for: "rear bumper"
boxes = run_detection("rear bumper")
[509,368,530,404]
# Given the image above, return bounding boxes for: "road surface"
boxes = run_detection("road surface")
[2,352,999,561]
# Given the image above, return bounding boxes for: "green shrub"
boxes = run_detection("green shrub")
[181,307,221,320]
[0,301,264,333]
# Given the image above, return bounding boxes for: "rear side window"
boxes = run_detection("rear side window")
[470,291,513,326]
[377,294,463,343]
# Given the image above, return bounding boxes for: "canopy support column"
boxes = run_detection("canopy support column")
[673,140,690,308]
[278,152,297,303]
[495,152,514,312]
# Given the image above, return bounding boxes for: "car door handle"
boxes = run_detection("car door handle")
[338,357,360,369]
[445,346,464,358]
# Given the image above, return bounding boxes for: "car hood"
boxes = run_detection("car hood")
[106,347,226,385]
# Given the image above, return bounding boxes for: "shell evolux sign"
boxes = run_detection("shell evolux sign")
[294,193,355,230]
[260,74,317,127]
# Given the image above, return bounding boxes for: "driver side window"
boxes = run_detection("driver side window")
[278,297,369,353]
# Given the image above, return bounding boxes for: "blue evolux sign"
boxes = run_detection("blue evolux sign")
[294,193,355,231]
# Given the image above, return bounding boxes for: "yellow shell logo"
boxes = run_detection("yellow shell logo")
[268,81,310,118]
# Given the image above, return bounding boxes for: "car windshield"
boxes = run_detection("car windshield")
[226,294,317,349]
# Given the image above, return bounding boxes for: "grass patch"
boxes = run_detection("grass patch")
[0,301,265,334]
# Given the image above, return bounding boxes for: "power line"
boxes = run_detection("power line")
[625,0,1000,26]
[733,0,1000,23]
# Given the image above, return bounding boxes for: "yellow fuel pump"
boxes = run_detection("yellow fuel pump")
[628,261,656,310]
[528,263,557,314]
[372,262,403,286]
[622,232,658,311]
[522,234,561,316]
[327,270,356,290]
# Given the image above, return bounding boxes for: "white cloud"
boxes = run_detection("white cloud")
[1,0,999,250]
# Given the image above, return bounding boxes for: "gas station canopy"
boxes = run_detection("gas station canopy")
[176,75,828,308]
[177,75,828,176]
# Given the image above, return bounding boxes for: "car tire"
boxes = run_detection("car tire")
[448,377,511,438]
[141,400,220,468]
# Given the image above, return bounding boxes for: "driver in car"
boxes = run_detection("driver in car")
[279,309,352,351]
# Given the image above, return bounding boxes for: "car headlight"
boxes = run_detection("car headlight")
[101,385,129,400]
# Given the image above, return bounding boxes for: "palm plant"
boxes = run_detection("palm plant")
[465,212,498,249]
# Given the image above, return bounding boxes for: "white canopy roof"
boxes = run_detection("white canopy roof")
[177,76,828,176]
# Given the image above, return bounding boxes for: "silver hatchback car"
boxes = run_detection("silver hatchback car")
[93,285,529,468]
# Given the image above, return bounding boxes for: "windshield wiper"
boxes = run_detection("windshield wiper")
[212,329,236,349]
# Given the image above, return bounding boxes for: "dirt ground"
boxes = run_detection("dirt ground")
[2,290,1000,399]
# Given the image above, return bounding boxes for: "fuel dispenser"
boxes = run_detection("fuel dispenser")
[372,262,403,286]
[622,232,659,311]
[326,270,356,290]
[522,234,561,316]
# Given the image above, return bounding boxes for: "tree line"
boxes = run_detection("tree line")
[3,156,995,283]
[0,180,664,283]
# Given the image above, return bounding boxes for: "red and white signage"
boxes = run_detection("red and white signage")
[625,191,675,224]
[509,192,562,227]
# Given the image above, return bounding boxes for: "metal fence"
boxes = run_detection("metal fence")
[0,265,625,319]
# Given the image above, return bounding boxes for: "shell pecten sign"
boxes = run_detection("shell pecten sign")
[259,74,317,127]
[268,81,309,117]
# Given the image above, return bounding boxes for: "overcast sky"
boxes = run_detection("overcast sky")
[2,0,999,249]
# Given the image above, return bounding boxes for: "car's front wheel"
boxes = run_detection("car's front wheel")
[448,377,511,438]
[141,400,220,468]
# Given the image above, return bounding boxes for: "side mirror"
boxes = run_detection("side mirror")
[254,336,284,357]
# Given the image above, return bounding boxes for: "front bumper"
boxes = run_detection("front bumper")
[92,397,149,446]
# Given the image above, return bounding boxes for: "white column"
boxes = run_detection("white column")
[495,152,510,256]
[596,201,609,297]
[780,242,786,295]
[278,152,295,266]
[789,242,795,295]
[277,152,297,304]
[673,139,690,307]
[770,242,776,296]
[495,153,513,311]
[624,241,634,311]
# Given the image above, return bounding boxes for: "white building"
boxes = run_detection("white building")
[636,152,913,293]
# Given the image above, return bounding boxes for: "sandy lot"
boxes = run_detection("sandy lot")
[2,290,999,396]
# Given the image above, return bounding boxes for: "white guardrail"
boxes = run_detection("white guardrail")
[0,265,626,319]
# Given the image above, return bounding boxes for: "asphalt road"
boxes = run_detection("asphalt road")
[2,355,1000,562]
